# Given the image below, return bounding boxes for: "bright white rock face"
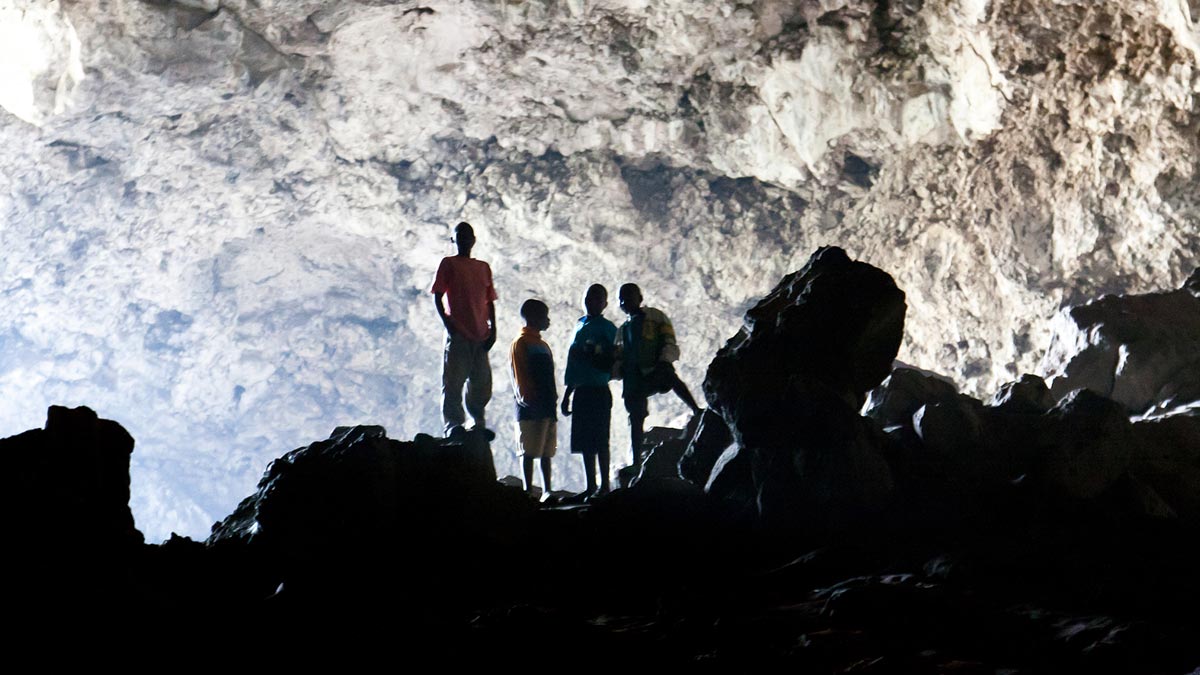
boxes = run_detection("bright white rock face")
[1,0,1198,541]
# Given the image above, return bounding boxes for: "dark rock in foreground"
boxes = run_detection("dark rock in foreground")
[1042,273,1200,415]
[209,425,533,604]
[703,246,904,529]
[1,405,142,548]
[1,405,143,609]
[8,255,1200,671]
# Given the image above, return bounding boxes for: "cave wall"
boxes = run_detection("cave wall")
[2,0,1198,539]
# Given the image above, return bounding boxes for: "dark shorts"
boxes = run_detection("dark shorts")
[645,362,679,395]
[624,392,649,419]
[624,362,678,408]
[571,386,612,455]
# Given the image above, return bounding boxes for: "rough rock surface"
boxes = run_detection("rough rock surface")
[863,366,960,429]
[987,372,1055,414]
[1,405,143,608]
[705,246,902,527]
[1041,273,1200,415]
[1,404,142,546]
[4,1,1200,538]
[209,424,531,598]
[677,408,733,485]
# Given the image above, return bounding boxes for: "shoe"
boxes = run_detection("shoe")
[469,425,497,441]
[446,425,467,440]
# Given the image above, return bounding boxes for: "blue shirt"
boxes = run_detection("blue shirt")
[564,315,617,389]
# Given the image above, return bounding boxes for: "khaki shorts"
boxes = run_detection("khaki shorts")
[518,418,557,458]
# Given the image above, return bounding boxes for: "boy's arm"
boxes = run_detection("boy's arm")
[484,300,497,350]
[561,385,574,416]
[658,311,681,363]
[434,293,454,334]
[510,339,535,407]
[612,324,624,380]
[431,260,454,334]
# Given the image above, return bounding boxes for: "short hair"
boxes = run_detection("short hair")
[520,298,548,321]
[585,284,607,300]
[454,221,473,236]
[619,283,641,297]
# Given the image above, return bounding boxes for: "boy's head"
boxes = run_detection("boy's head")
[583,284,608,316]
[618,283,642,315]
[520,298,550,331]
[453,221,475,256]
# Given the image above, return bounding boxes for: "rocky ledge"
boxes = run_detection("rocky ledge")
[7,247,1199,670]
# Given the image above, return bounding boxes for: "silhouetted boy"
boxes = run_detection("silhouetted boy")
[616,283,702,464]
[510,299,557,497]
[432,222,498,438]
[562,284,618,497]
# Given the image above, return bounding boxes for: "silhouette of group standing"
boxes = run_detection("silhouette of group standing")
[431,221,703,499]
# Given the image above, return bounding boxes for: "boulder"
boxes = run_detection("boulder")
[703,445,757,516]
[988,374,1055,415]
[1032,390,1133,500]
[208,426,532,601]
[0,405,142,547]
[0,405,143,609]
[863,366,960,430]
[1128,412,1200,523]
[912,397,988,481]
[751,396,895,529]
[707,246,908,438]
[678,409,733,486]
[703,247,903,528]
[1041,282,1200,415]
[629,425,689,488]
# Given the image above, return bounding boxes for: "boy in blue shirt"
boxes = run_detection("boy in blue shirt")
[561,285,618,496]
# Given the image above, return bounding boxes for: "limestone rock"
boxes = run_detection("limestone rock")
[678,408,733,486]
[912,398,986,474]
[209,425,530,597]
[0,405,142,547]
[863,366,961,430]
[628,425,689,488]
[0,405,143,608]
[704,247,901,527]
[1041,284,1200,415]
[1033,390,1133,500]
[703,444,756,516]
[1185,268,1200,298]
[706,245,907,443]
[988,374,1055,415]
[1129,413,1200,523]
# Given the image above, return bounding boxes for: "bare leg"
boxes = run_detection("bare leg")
[671,374,702,415]
[598,449,611,491]
[630,412,646,464]
[582,452,597,492]
[540,457,553,493]
[522,456,535,493]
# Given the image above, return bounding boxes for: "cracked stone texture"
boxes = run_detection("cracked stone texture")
[2,0,1199,540]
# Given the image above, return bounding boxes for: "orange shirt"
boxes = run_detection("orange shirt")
[431,256,498,342]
